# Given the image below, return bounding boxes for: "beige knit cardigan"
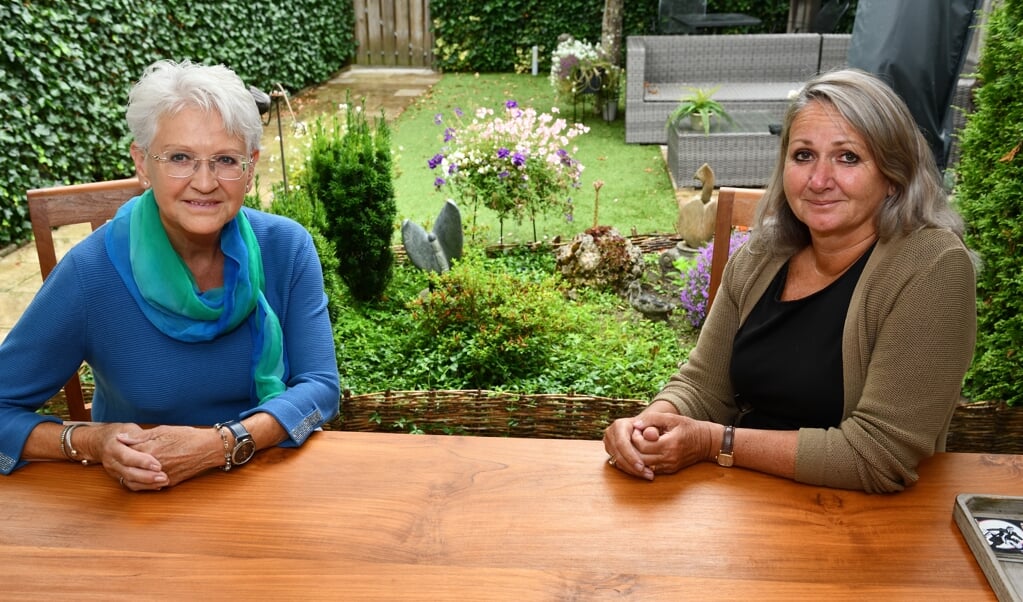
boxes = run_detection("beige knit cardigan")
[653,228,977,493]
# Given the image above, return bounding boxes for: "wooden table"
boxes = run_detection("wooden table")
[4,431,1022,600]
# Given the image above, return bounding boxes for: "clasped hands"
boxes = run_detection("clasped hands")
[80,423,221,491]
[603,412,715,480]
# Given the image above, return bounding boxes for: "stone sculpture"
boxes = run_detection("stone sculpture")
[401,200,464,273]
[675,162,718,248]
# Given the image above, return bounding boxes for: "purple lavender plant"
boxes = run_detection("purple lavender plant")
[678,230,750,328]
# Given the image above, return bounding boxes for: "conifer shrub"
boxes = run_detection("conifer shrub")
[302,103,397,302]
[956,0,1023,405]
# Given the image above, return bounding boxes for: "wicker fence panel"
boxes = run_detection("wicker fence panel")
[49,385,1023,454]
[338,389,648,440]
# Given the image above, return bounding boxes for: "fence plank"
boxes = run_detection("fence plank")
[352,0,433,68]
[409,0,431,66]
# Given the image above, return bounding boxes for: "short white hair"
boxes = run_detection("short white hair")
[125,59,262,153]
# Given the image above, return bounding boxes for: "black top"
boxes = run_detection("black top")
[729,245,875,430]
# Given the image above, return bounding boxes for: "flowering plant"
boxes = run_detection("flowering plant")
[678,229,751,328]
[549,37,600,95]
[428,100,590,226]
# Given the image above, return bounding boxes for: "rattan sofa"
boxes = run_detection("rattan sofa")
[625,33,851,144]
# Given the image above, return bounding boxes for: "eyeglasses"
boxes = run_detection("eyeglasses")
[148,151,252,181]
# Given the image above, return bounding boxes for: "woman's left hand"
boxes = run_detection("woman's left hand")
[118,425,223,488]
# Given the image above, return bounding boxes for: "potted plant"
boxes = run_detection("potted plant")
[667,86,733,135]
[597,64,623,122]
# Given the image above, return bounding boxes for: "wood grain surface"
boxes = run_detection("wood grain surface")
[4,430,1022,600]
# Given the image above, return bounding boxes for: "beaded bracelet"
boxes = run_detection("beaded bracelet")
[60,423,90,466]
[214,424,232,472]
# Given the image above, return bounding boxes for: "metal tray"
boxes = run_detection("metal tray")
[954,493,1023,602]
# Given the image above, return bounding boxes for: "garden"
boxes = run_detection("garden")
[10,0,1023,445]
[248,58,736,435]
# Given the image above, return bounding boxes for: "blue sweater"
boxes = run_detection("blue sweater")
[0,208,340,473]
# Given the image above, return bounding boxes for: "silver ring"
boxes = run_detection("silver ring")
[607,456,617,467]
[119,476,126,487]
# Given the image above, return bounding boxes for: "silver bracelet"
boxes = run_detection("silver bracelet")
[58,424,74,460]
[214,424,232,472]
[62,423,90,466]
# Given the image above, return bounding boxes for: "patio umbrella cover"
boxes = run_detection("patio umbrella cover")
[847,0,982,170]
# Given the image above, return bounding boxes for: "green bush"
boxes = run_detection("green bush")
[302,104,397,302]
[0,0,356,249]
[407,250,574,388]
[333,246,692,399]
[957,0,1023,406]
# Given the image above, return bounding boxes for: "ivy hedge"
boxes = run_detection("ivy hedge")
[0,0,356,249]
[957,0,1023,406]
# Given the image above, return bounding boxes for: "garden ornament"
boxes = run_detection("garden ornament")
[401,200,464,273]
[675,162,718,248]
[626,280,676,322]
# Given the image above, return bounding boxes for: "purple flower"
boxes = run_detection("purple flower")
[512,152,526,167]
[496,147,510,159]
[443,127,456,142]
[447,163,458,175]
[434,113,443,125]
[454,107,464,117]
[434,177,446,189]
[678,230,750,328]
[498,171,509,179]
[427,153,444,170]
[505,100,518,109]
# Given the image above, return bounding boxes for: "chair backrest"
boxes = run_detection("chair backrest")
[707,186,765,311]
[27,177,144,421]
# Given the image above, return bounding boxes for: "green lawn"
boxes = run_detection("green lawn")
[257,72,680,246]
[392,72,678,245]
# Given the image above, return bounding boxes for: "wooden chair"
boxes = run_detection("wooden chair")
[27,177,144,421]
[706,186,765,311]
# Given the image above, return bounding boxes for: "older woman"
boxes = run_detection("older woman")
[0,60,339,490]
[604,69,976,493]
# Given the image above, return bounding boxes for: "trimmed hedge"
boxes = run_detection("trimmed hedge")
[0,0,356,249]
[957,0,1023,406]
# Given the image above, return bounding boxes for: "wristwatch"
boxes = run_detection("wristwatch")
[716,425,735,467]
[216,420,256,467]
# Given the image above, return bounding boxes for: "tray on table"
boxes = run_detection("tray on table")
[954,493,1023,601]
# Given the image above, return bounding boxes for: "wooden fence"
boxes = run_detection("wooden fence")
[352,0,433,67]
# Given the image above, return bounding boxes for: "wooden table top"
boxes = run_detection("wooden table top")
[4,430,1021,600]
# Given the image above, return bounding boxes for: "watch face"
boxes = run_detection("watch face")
[233,439,256,465]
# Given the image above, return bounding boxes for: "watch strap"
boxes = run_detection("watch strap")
[218,420,255,466]
[716,425,735,467]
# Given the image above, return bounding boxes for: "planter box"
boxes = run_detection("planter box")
[666,111,781,188]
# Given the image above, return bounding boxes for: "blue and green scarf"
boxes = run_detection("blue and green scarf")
[105,190,286,403]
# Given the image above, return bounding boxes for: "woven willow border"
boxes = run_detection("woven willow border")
[50,381,1023,453]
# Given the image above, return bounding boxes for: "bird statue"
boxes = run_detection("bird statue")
[675,162,718,249]
[626,280,676,322]
[401,200,464,273]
